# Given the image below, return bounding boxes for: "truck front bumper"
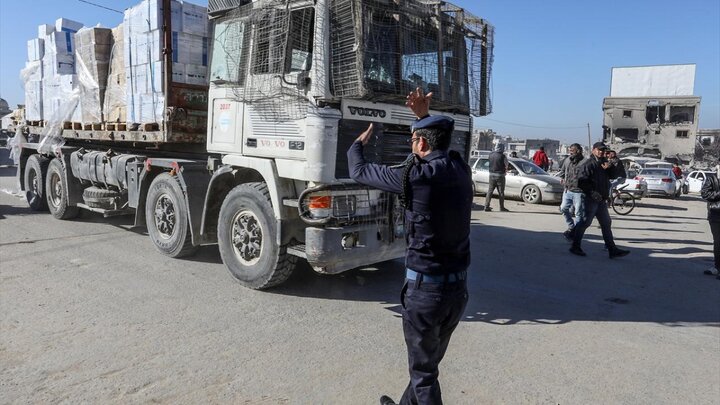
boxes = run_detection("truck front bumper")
[304,224,406,274]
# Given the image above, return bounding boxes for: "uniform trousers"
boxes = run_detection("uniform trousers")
[710,220,720,270]
[400,277,468,405]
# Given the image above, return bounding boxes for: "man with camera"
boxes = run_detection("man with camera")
[569,142,630,258]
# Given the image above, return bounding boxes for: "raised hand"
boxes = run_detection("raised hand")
[406,87,433,119]
[355,123,374,146]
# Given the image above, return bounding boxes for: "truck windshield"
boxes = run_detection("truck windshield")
[331,0,493,116]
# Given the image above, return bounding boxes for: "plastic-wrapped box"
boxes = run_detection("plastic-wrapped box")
[27,39,45,61]
[24,61,44,81]
[55,18,84,33]
[43,52,76,76]
[181,3,208,35]
[24,81,43,121]
[105,24,127,123]
[38,24,54,38]
[185,63,207,85]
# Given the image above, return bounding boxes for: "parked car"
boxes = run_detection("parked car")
[618,168,648,198]
[685,170,717,193]
[471,157,564,204]
[636,168,683,198]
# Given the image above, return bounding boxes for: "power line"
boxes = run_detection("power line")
[478,117,588,130]
[77,0,123,14]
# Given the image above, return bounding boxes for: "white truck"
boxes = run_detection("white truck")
[15,0,494,289]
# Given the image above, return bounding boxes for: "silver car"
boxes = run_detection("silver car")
[471,157,564,204]
[637,168,682,198]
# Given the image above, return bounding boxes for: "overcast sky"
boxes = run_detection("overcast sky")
[0,0,718,145]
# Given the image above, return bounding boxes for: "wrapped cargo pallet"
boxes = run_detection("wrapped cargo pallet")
[123,0,208,125]
[105,24,127,124]
[73,27,113,123]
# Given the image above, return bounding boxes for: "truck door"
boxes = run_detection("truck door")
[207,17,246,154]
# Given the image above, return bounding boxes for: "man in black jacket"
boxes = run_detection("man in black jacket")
[701,172,720,279]
[570,142,630,258]
[347,88,472,405]
[485,143,509,212]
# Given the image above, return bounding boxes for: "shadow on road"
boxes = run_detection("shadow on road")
[270,223,719,327]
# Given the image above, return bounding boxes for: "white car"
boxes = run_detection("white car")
[471,157,564,204]
[685,171,717,193]
[637,168,683,198]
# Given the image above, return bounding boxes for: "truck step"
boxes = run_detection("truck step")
[286,243,307,259]
[282,198,299,207]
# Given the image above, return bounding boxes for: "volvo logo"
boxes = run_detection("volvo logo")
[348,106,387,118]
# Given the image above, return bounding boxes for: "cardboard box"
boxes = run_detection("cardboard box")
[24,61,44,82]
[25,80,43,121]
[55,18,84,34]
[185,63,207,85]
[27,38,45,61]
[43,53,76,75]
[177,32,207,66]
[181,3,208,35]
[46,31,76,55]
[106,24,127,123]
[38,24,54,38]
[123,0,182,35]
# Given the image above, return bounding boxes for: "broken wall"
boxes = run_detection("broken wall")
[602,96,700,162]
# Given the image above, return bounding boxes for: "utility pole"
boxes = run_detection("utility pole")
[587,123,592,151]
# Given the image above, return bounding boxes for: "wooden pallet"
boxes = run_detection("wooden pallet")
[104,123,127,131]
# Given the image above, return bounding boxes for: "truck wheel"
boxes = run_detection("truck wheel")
[24,154,50,211]
[46,159,80,219]
[522,184,541,204]
[145,173,198,258]
[218,182,296,289]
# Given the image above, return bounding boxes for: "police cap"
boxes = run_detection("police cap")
[411,115,455,133]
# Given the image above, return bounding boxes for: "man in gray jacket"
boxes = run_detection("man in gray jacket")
[558,143,585,240]
[485,143,509,212]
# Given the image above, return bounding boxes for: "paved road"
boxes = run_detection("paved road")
[1,148,718,404]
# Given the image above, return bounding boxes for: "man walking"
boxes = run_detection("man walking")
[570,142,630,258]
[347,88,471,405]
[485,143,509,212]
[532,146,549,171]
[701,171,720,279]
[558,143,585,240]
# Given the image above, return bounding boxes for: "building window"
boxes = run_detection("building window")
[646,105,666,124]
[622,110,632,118]
[676,130,689,138]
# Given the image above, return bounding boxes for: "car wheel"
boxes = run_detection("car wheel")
[522,185,541,204]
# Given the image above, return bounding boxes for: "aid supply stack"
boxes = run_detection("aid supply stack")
[123,0,209,125]
[21,0,208,135]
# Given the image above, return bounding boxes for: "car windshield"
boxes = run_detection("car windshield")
[640,169,671,176]
[512,160,546,175]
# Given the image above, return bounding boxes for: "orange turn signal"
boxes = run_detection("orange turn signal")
[308,195,331,209]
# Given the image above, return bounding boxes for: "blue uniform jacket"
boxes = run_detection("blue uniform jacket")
[347,141,472,275]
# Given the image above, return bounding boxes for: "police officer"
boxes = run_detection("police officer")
[347,88,472,405]
[570,142,630,258]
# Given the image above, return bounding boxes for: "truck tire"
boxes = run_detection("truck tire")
[145,173,198,258]
[24,154,50,211]
[46,159,80,219]
[218,182,296,290]
[522,184,542,204]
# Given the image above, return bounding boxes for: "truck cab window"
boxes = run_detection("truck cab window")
[286,8,314,73]
[210,18,246,84]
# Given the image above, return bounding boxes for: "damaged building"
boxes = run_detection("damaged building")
[602,64,700,164]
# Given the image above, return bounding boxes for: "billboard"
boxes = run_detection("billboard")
[610,64,696,97]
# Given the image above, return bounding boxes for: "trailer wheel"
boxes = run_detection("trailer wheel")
[145,173,197,258]
[218,182,296,290]
[46,159,80,219]
[24,154,50,211]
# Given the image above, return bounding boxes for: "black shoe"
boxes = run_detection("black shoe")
[608,247,630,259]
[484,207,493,212]
[563,229,574,242]
[500,207,510,212]
[569,246,586,256]
[380,395,397,405]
